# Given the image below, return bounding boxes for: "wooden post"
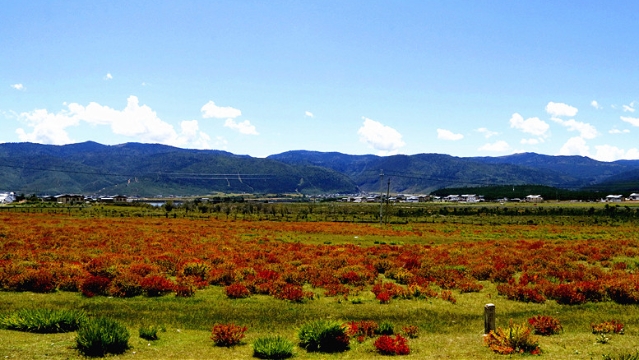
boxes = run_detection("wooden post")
[484,303,496,334]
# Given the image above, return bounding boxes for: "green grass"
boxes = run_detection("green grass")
[2,283,639,359]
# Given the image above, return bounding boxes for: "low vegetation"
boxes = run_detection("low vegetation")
[1,207,639,358]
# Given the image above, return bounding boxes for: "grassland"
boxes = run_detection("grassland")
[1,202,639,359]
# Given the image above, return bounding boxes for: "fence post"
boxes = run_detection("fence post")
[484,303,495,334]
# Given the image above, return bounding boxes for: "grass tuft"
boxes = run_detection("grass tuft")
[253,335,295,359]
[0,308,87,333]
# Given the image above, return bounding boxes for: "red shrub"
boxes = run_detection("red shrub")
[16,268,56,293]
[439,290,457,304]
[128,263,158,277]
[211,323,247,347]
[140,275,175,296]
[174,278,195,297]
[376,291,391,304]
[552,284,587,305]
[402,325,419,338]
[497,283,546,303]
[527,315,562,335]
[606,278,639,304]
[345,320,379,339]
[275,284,313,302]
[80,275,111,297]
[591,320,624,334]
[373,334,410,355]
[109,272,144,297]
[224,283,251,299]
[324,283,351,297]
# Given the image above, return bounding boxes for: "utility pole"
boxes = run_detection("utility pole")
[386,177,391,225]
[379,169,384,225]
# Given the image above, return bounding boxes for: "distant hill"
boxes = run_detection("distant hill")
[0,142,358,196]
[268,151,596,193]
[470,152,638,186]
[2,143,638,196]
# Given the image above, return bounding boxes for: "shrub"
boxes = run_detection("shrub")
[377,321,394,335]
[174,278,195,297]
[15,268,56,293]
[76,317,130,357]
[80,275,111,297]
[140,275,174,297]
[592,320,624,334]
[527,315,562,335]
[345,320,379,340]
[253,335,294,359]
[298,320,350,353]
[0,308,87,333]
[275,284,313,302]
[373,334,410,355]
[376,291,391,304]
[402,325,419,338]
[211,323,247,347]
[225,283,251,299]
[484,320,540,355]
[439,290,457,304]
[552,284,587,305]
[139,324,164,340]
[109,273,143,297]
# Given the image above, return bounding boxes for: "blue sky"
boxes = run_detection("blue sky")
[2,1,639,161]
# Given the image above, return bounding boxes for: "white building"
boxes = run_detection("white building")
[461,194,479,203]
[0,192,16,204]
[525,195,544,203]
[629,193,639,201]
[606,195,624,202]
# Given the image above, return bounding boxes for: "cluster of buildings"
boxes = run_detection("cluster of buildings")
[605,193,639,202]
[340,194,430,203]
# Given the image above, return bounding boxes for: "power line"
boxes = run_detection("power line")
[0,163,273,179]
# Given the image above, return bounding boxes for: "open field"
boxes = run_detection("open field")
[2,206,639,359]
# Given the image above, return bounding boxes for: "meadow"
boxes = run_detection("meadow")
[2,202,639,359]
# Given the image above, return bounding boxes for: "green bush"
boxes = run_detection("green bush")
[139,324,164,340]
[0,308,87,333]
[253,336,294,359]
[298,320,349,353]
[376,320,394,335]
[76,317,130,357]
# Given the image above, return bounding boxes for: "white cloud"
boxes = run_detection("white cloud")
[436,128,464,141]
[177,120,212,149]
[623,103,636,113]
[358,117,405,155]
[545,102,578,118]
[621,116,639,127]
[609,128,630,134]
[476,127,498,138]
[16,108,79,145]
[558,137,590,157]
[224,119,258,135]
[201,101,242,119]
[10,83,24,91]
[478,140,510,152]
[15,96,212,148]
[551,118,598,139]
[591,100,602,110]
[104,73,113,80]
[509,113,550,137]
[593,145,639,162]
[521,138,540,145]
[305,111,314,118]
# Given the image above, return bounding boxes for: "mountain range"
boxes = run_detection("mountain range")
[0,142,638,197]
